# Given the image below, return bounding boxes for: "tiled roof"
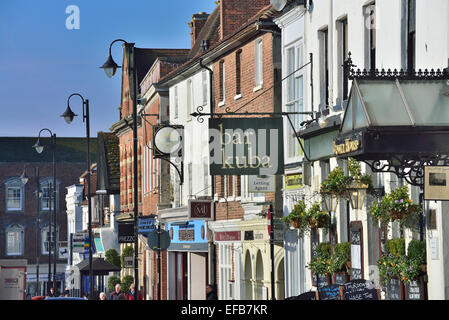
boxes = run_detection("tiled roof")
[96,132,120,194]
[0,137,98,163]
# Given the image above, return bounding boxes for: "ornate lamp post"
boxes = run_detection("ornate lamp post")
[101,39,140,300]
[33,129,57,293]
[61,93,94,299]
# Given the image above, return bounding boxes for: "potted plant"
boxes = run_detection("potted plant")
[407,240,427,274]
[329,242,351,284]
[377,239,405,286]
[369,186,422,232]
[307,242,332,286]
[307,203,331,232]
[281,200,311,237]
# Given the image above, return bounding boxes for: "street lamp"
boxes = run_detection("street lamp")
[346,179,368,210]
[21,166,41,296]
[33,129,57,294]
[62,93,94,299]
[102,39,140,300]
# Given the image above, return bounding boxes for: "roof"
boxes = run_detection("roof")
[0,137,97,163]
[189,5,221,59]
[96,132,120,194]
[133,48,191,87]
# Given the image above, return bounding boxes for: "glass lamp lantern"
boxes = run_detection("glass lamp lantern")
[347,180,368,210]
[322,192,339,212]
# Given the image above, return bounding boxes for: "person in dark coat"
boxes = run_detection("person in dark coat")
[110,284,122,300]
[206,284,218,300]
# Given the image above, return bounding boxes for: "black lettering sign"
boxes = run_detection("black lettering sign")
[318,285,341,300]
[342,280,379,300]
[244,231,254,241]
[286,291,316,300]
[334,273,348,286]
[118,222,135,243]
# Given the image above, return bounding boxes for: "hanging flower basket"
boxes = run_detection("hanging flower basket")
[309,215,330,229]
[290,218,302,229]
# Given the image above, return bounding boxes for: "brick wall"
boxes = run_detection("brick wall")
[220,0,271,40]
[0,162,86,263]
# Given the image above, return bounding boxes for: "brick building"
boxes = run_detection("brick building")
[0,137,97,297]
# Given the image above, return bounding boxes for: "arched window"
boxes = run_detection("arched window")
[4,177,26,212]
[6,224,24,256]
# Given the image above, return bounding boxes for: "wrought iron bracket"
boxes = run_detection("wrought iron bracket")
[361,154,449,187]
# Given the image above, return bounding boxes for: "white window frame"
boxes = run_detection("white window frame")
[40,178,59,212]
[202,70,208,106]
[5,178,25,212]
[284,42,305,161]
[219,61,226,106]
[41,226,58,255]
[254,38,264,90]
[6,224,24,256]
[174,86,179,119]
[219,243,233,300]
[187,79,193,121]
[240,175,265,202]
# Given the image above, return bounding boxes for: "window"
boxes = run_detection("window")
[241,176,264,201]
[219,243,233,300]
[40,178,59,211]
[187,79,193,121]
[338,18,349,101]
[235,50,242,96]
[406,0,416,71]
[365,3,376,71]
[41,227,57,255]
[174,86,179,119]
[319,28,329,109]
[254,39,263,88]
[219,60,225,104]
[5,178,25,211]
[6,225,24,256]
[285,43,304,159]
[202,70,208,106]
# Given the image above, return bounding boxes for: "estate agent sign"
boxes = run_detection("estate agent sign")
[209,118,284,176]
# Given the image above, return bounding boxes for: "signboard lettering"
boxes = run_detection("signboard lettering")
[406,280,422,300]
[189,200,214,220]
[248,175,275,193]
[387,278,401,300]
[118,222,135,243]
[317,285,341,300]
[209,118,284,175]
[138,217,156,234]
[341,280,379,300]
[285,174,303,190]
[215,231,241,242]
[333,139,361,155]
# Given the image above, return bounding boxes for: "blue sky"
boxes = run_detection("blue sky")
[0,0,217,137]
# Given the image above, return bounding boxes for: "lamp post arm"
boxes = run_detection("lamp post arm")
[67,93,88,123]
[109,39,128,56]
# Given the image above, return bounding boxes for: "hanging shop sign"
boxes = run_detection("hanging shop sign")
[285,174,303,190]
[167,220,208,252]
[138,217,157,234]
[118,221,136,243]
[248,175,275,193]
[215,231,241,242]
[147,230,171,252]
[188,200,214,221]
[209,118,284,176]
[424,166,449,200]
[333,138,361,156]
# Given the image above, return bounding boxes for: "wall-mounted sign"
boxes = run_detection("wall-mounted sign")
[424,166,449,200]
[188,200,214,221]
[167,220,208,252]
[209,118,284,175]
[248,175,275,193]
[153,125,184,158]
[285,174,303,190]
[333,138,361,155]
[59,247,69,259]
[118,221,136,243]
[215,231,241,242]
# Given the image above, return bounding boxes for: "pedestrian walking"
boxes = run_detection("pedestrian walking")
[48,287,56,297]
[126,283,143,300]
[206,284,217,300]
[110,283,122,300]
[99,292,107,300]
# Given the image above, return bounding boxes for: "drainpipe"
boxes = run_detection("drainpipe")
[328,0,334,110]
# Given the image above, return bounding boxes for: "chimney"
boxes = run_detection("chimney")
[220,0,271,40]
[189,12,210,48]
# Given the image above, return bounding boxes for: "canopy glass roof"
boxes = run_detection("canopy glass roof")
[341,79,449,133]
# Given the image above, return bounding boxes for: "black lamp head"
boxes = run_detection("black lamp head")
[100,54,121,78]
[61,105,77,124]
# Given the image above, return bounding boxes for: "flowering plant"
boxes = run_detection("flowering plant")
[320,167,352,196]
[378,254,401,286]
[281,200,311,237]
[307,203,331,232]
[397,256,421,284]
[307,243,331,276]
[329,242,351,274]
